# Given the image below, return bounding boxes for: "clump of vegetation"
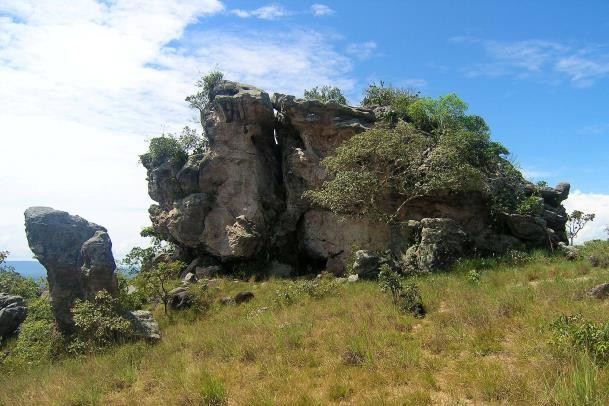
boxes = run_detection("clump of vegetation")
[0,251,40,299]
[69,290,133,355]
[516,195,544,216]
[582,240,609,268]
[199,375,228,405]
[567,210,596,245]
[139,126,208,169]
[2,297,63,369]
[378,264,424,316]
[303,85,347,104]
[549,314,609,365]
[185,70,224,113]
[136,261,184,315]
[361,81,419,121]
[466,269,482,284]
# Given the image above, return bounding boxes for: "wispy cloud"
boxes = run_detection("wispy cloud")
[346,41,377,60]
[230,4,290,20]
[311,4,334,17]
[577,123,609,136]
[0,0,357,259]
[452,37,609,87]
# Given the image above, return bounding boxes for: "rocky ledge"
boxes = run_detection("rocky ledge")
[144,81,570,275]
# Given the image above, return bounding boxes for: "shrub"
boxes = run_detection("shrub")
[116,273,147,311]
[186,70,224,112]
[0,251,40,299]
[378,265,424,317]
[516,195,544,216]
[2,298,63,370]
[361,82,420,123]
[304,85,347,104]
[69,290,133,355]
[298,278,340,299]
[549,314,609,365]
[136,260,184,315]
[584,240,609,268]
[467,269,482,284]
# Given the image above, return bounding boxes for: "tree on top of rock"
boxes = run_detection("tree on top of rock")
[303,85,347,105]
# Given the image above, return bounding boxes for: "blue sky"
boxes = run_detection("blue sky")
[1,0,608,259]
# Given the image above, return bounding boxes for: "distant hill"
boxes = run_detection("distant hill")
[6,261,46,279]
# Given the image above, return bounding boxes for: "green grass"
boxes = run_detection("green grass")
[2,256,609,404]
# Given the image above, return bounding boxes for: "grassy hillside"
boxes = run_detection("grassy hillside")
[3,254,609,405]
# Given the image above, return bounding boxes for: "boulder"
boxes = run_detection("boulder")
[403,218,468,273]
[503,214,549,246]
[347,274,359,283]
[234,291,255,304]
[182,273,197,285]
[0,294,27,339]
[352,250,382,279]
[586,283,609,299]
[168,287,194,310]
[558,242,580,260]
[125,310,160,342]
[24,207,118,331]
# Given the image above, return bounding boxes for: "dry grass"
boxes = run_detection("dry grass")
[2,257,609,405]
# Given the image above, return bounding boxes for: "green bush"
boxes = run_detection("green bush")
[583,240,609,268]
[185,70,224,112]
[2,298,63,369]
[378,265,424,316]
[139,135,188,169]
[549,314,609,365]
[304,85,347,104]
[116,273,147,311]
[516,195,544,216]
[467,269,482,284]
[0,251,41,299]
[69,290,133,355]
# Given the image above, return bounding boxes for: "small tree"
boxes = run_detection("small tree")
[137,261,184,315]
[185,70,224,113]
[566,210,595,245]
[304,85,347,104]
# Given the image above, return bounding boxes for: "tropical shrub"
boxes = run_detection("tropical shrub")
[549,314,609,365]
[185,70,224,112]
[69,290,133,354]
[304,85,347,104]
[0,251,40,299]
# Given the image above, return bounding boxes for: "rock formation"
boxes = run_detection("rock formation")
[0,294,27,340]
[143,81,570,275]
[24,207,118,331]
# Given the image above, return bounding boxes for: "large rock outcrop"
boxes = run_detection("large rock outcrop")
[24,207,118,331]
[144,80,570,275]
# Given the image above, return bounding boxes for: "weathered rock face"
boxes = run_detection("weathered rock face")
[24,207,118,330]
[0,294,27,339]
[145,80,571,274]
[125,310,161,342]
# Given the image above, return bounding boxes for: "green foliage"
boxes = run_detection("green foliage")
[583,240,609,268]
[2,298,63,369]
[306,118,502,220]
[467,269,482,284]
[549,314,609,365]
[303,85,347,104]
[361,81,418,111]
[136,261,184,315]
[123,245,158,275]
[567,210,596,245]
[70,290,133,355]
[516,195,544,216]
[199,375,228,405]
[116,273,147,311]
[140,135,187,168]
[299,277,341,299]
[0,251,40,299]
[185,70,224,112]
[378,265,424,315]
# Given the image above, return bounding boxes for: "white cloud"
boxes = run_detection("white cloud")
[346,41,377,60]
[453,37,609,86]
[311,4,334,17]
[230,4,290,20]
[0,1,357,260]
[564,190,609,244]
